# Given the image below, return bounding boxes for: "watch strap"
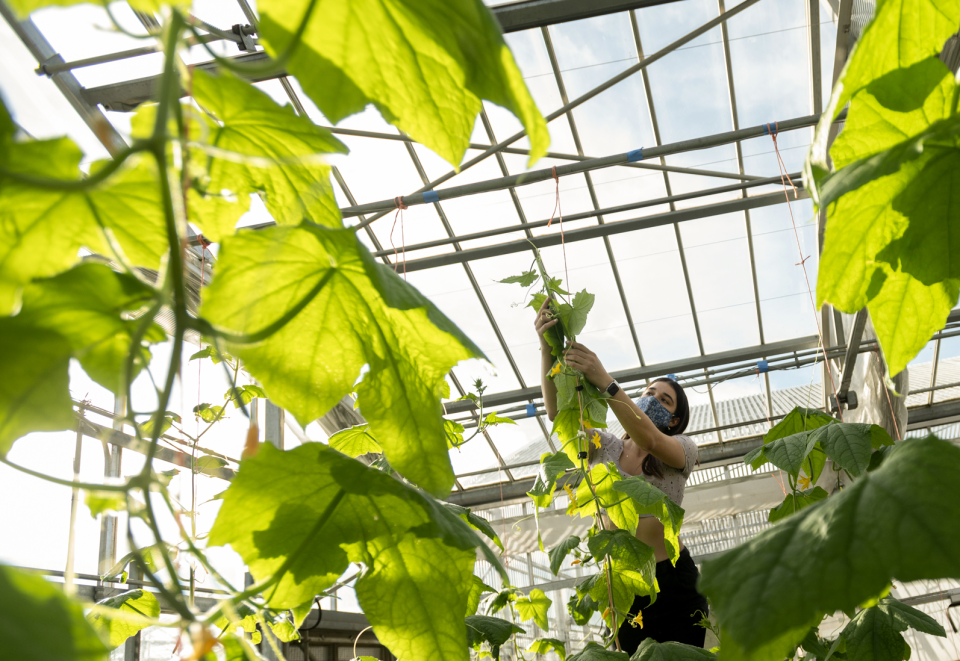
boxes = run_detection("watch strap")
[604,380,620,397]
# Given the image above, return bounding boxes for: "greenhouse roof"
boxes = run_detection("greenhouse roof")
[3,0,960,501]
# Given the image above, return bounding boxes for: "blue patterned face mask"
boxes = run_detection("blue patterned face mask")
[637,396,674,432]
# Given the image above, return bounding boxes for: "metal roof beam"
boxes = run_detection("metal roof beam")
[491,0,684,33]
[445,334,821,414]
[398,189,806,273]
[342,110,835,217]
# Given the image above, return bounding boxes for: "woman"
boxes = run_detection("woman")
[536,298,708,652]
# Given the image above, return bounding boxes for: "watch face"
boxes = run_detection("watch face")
[607,382,619,396]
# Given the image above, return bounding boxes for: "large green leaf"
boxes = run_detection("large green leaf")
[631,639,717,661]
[210,442,504,661]
[87,589,159,649]
[0,141,165,314]
[328,424,382,457]
[529,450,575,508]
[764,408,836,444]
[567,591,599,626]
[549,535,581,576]
[557,290,596,338]
[528,638,567,661]
[0,563,108,661]
[767,486,829,524]
[191,70,346,228]
[830,59,955,171]
[442,502,503,553]
[464,615,525,660]
[515,588,551,630]
[16,263,163,393]
[568,642,629,661]
[830,0,960,117]
[465,576,496,618]
[588,530,656,573]
[612,477,685,564]
[812,423,889,478]
[202,225,484,496]
[570,463,639,535]
[839,598,944,661]
[743,431,819,478]
[699,436,960,653]
[0,318,74,456]
[258,0,548,168]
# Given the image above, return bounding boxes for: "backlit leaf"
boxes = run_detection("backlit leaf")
[570,463,639,535]
[764,408,836,444]
[465,576,496,618]
[258,0,548,168]
[0,318,73,456]
[744,431,819,478]
[557,290,595,338]
[210,442,503,661]
[839,599,944,661]
[202,225,484,496]
[442,502,503,553]
[587,530,656,572]
[483,412,517,426]
[328,424,382,458]
[529,451,575,509]
[0,143,165,314]
[84,492,127,518]
[188,189,250,244]
[191,70,347,228]
[699,436,960,653]
[87,589,159,649]
[15,263,163,393]
[567,591,599,626]
[0,562,108,661]
[528,638,567,661]
[515,588,551,631]
[811,423,880,477]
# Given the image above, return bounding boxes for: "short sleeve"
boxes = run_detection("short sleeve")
[675,435,699,478]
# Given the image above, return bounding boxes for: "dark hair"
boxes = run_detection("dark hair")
[636,378,690,480]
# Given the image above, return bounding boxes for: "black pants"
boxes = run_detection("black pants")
[617,548,709,655]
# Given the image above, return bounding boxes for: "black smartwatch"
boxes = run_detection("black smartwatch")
[604,380,620,398]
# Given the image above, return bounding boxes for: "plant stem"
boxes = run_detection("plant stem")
[0,456,129,491]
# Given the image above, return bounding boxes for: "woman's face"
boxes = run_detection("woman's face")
[642,381,680,429]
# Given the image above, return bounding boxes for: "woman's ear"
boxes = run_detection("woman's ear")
[669,416,680,429]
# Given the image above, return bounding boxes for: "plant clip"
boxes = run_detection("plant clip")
[577,451,588,459]
[575,385,584,391]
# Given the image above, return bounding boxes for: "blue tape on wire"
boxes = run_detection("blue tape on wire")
[526,403,537,417]
[666,373,677,381]
[627,148,644,162]
[423,190,440,203]
[757,360,769,373]
[762,122,778,136]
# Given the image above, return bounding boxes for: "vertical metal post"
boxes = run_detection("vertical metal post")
[928,339,941,406]
[99,395,125,575]
[264,401,284,450]
[65,417,84,596]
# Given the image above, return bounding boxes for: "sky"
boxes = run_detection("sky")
[3,0,957,595]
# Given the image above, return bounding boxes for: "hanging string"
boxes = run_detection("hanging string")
[766,121,844,422]
[873,347,903,441]
[390,196,407,280]
[546,166,573,299]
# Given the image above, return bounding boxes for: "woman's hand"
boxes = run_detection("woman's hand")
[563,342,614,390]
[534,297,558,346]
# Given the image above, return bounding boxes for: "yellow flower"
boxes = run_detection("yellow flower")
[631,611,643,629]
[571,558,582,566]
[601,608,611,623]
[797,475,812,489]
[548,363,562,377]
[563,483,578,507]
[591,431,601,450]
[582,418,595,429]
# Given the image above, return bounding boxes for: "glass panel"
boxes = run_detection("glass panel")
[748,199,820,343]
[820,0,840,107]
[485,417,552,475]
[609,226,701,364]
[680,211,761,353]
[549,13,658,158]
[502,154,598,224]
[727,0,812,129]
[589,165,672,223]
[708,374,773,441]
[906,339,938,408]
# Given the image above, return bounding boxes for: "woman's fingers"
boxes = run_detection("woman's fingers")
[538,296,552,313]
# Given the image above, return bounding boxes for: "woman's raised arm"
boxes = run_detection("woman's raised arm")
[536,297,560,421]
